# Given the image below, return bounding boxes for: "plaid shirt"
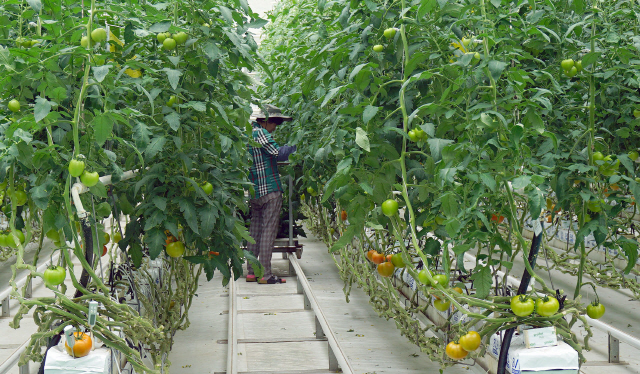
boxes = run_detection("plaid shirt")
[249,122,282,199]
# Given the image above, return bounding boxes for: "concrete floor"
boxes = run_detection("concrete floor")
[170,232,482,374]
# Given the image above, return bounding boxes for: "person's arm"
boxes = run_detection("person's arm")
[254,128,280,156]
[277,145,296,161]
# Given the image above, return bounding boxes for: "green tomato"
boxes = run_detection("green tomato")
[167,95,177,107]
[8,99,20,113]
[157,33,167,43]
[166,241,185,257]
[68,159,85,177]
[383,28,397,39]
[535,296,560,317]
[417,269,432,285]
[432,274,449,286]
[592,151,604,162]
[510,295,535,317]
[434,299,451,311]
[381,199,399,217]
[80,36,90,48]
[474,52,481,60]
[113,231,122,243]
[634,109,640,119]
[586,302,605,319]
[408,130,419,142]
[163,38,177,50]
[565,66,578,78]
[13,190,27,206]
[0,234,7,247]
[414,128,426,139]
[201,182,213,195]
[628,151,639,161]
[91,28,107,43]
[173,31,188,45]
[306,186,318,196]
[373,44,384,52]
[575,60,583,72]
[462,37,472,47]
[44,265,66,286]
[391,253,405,268]
[45,229,61,242]
[80,171,100,187]
[560,59,574,71]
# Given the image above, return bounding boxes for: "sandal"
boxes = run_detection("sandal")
[258,275,286,284]
[246,274,256,282]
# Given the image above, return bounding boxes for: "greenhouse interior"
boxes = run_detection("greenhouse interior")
[1,0,640,373]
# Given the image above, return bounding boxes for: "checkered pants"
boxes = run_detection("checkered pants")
[246,192,282,279]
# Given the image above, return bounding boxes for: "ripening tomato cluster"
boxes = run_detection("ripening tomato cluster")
[0,230,25,248]
[446,331,482,360]
[366,250,406,277]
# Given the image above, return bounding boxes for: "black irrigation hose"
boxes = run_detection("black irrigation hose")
[496,220,544,374]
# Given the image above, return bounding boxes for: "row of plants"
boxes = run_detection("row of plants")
[259,0,640,367]
[1,0,265,371]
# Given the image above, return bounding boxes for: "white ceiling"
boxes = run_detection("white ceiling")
[246,0,280,44]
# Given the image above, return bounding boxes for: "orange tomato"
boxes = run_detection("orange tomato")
[340,210,347,221]
[65,332,92,358]
[366,250,377,262]
[491,214,505,223]
[372,252,386,264]
[386,254,393,262]
[377,262,395,277]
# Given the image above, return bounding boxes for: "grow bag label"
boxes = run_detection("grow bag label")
[489,333,578,373]
[523,326,558,348]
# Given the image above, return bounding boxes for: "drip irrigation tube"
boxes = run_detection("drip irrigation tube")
[496,220,544,374]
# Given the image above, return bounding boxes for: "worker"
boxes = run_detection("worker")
[246,105,296,284]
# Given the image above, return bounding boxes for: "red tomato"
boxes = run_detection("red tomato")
[371,252,386,264]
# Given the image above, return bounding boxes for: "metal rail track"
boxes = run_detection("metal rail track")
[226,256,353,374]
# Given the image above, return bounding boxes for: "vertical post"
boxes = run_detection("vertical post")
[608,333,620,363]
[1,296,9,317]
[303,293,311,310]
[25,278,33,298]
[328,343,339,372]
[297,275,304,294]
[19,363,29,374]
[289,174,293,248]
[315,315,325,339]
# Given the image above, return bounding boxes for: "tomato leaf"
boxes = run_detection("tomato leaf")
[146,228,165,259]
[26,0,42,13]
[488,60,508,80]
[165,112,181,131]
[165,69,183,90]
[92,113,113,146]
[355,127,371,152]
[234,221,255,245]
[329,224,359,252]
[199,205,218,238]
[178,198,199,234]
[581,52,601,69]
[427,138,454,162]
[363,106,378,124]
[527,187,544,220]
[470,265,491,299]
[34,96,51,123]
